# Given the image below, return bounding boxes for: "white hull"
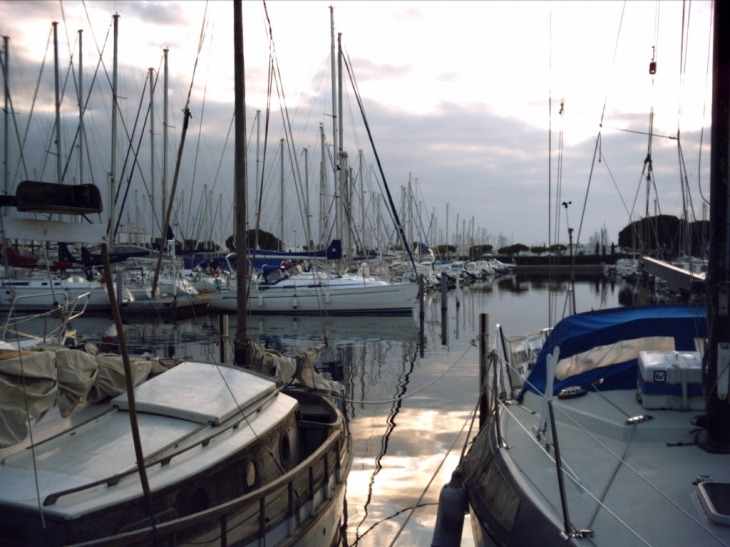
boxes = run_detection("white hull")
[0,276,133,312]
[210,274,418,316]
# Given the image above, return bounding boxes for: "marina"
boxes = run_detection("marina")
[0,1,724,546]
[2,273,624,546]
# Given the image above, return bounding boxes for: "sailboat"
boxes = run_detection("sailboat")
[210,9,418,318]
[0,4,351,546]
[436,4,730,547]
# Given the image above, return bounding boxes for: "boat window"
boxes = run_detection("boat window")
[244,460,258,491]
[280,433,291,467]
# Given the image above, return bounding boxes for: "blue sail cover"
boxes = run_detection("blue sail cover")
[521,304,707,397]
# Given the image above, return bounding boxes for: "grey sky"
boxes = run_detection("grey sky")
[0,1,714,250]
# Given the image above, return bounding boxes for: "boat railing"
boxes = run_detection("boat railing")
[67,427,350,547]
[1,291,91,344]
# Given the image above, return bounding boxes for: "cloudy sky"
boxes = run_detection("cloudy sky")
[0,1,715,250]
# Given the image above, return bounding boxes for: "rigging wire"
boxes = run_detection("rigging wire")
[575,1,627,254]
[341,53,417,272]
[696,3,713,206]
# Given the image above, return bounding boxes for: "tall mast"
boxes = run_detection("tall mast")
[303,146,311,250]
[319,123,326,247]
[162,48,169,233]
[78,30,83,187]
[337,33,348,259]
[109,14,119,243]
[407,174,413,248]
[359,149,364,250]
[3,36,9,204]
[53,22,61,185]
[446,203,449,255]
[149,67,155,230]
[255,109,260,234]
[330,7,337,197]
[704,0,730,452]
[279,138,284,251]
[233,0,248,356]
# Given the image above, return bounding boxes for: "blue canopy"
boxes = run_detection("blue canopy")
[521,304,707,397]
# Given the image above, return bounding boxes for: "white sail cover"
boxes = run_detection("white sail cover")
[0,347,167,447]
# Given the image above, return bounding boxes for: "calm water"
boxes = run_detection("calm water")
[43,273,625,546]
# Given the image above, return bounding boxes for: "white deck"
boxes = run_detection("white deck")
[0,361,297,519]
[500,389,730,546]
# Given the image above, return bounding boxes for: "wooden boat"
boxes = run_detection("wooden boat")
[0,351,351,547]
[0,3,352,545]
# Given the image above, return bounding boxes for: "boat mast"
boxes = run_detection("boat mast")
[109,14,118,243]
[233,0,249,360]
[303,146,311,250]
[255,109,260,238]
[359,149,364,251]
[163,48,169,233]
[2,36,8,203]
[330,6,337,211]
[78,30,84,189]
[279,138,284,251]
[337,33,349,264]
[53,22,62,185]
[149,67,155,229]
[704,0,730,452]
[319,123,326,247]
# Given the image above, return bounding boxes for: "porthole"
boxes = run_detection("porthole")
[279,433,291,467]
[188,487,209,515]
[244,460,258,491]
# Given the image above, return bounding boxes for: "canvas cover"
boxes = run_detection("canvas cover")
[0,347,167,447]
[520,304,707,397]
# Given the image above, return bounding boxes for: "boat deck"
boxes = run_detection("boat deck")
[0,361,295,519]
[498,389,730,546]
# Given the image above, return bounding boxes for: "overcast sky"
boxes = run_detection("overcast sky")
[0,1,715,250]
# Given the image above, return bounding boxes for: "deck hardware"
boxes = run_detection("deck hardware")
[626,414,653,425]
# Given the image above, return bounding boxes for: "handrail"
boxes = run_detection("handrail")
[67,427,349,547]
[1,291,91,343]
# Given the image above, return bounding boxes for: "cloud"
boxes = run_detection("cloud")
[436,72,457,83]
[116,2,188,27]
[346,57,411,82]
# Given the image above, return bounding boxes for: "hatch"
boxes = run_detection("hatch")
[113,361,278,425]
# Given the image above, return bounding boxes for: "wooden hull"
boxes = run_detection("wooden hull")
[0,364,351,547]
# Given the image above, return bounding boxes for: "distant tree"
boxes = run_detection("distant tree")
[602,244,606,256]
[498,243,529,256]
[530,246,548,255]
[224,230,282,251]
[435,244,456,257]
[611,242,616,255]
[469,244,493,259]
[595,242,599,255]
[549,243,567,254]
